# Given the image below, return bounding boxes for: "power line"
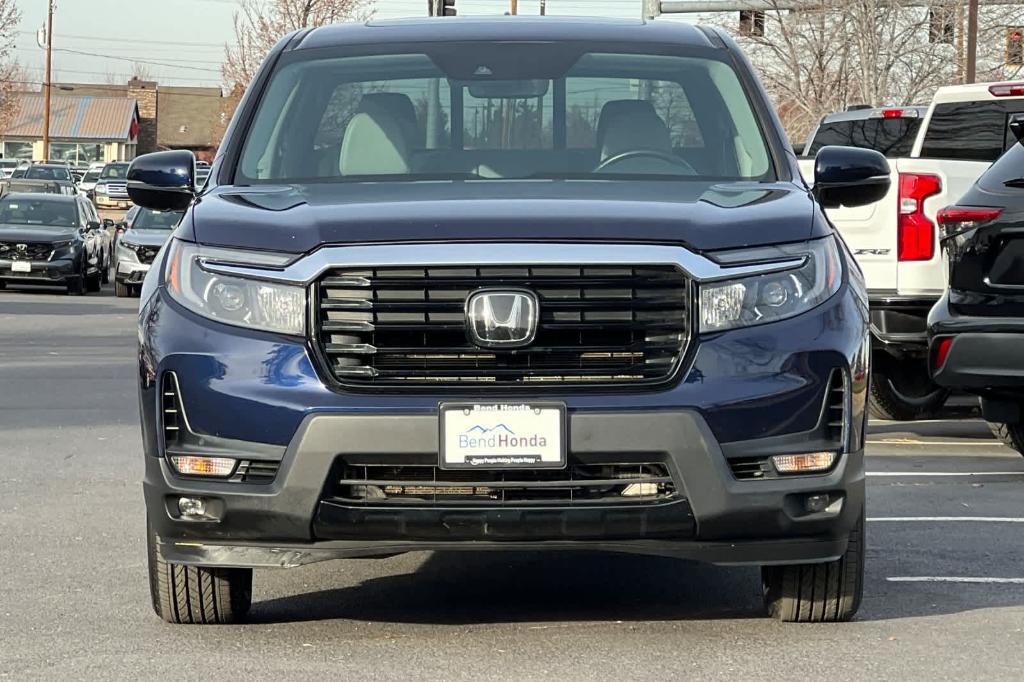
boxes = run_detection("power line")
[17,30,234,49]
[53,48,222,74]
[15,47,223,66]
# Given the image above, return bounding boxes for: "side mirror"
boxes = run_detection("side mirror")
[813,145,891,209]
[102,218,115,229]
[127,150,196,212]
[86,220,101,232]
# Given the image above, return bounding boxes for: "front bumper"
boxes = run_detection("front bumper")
[116,258,150,283]
[141,278,869,569]
[147,409,864,568]
[95,195,131,209]
[0,258,77,283]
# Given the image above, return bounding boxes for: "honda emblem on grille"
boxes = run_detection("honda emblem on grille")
[465,289,539,349]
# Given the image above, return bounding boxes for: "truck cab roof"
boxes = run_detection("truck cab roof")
[930,80,1024,104]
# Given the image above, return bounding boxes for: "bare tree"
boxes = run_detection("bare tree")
[223,0,375,93]
[731,1,957,142]
[729,1,1024,142]
[0,0,23,135]
[130,62,155,82]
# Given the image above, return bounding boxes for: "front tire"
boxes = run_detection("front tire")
[147,522,252,624]
[65,276,84,296]
[988,421,1024,456]
[85,268,102,293]
[762,510,865,622]
[868,353,949,421]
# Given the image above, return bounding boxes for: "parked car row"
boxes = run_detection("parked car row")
[0,193,182,296]
[800,81,1024,424]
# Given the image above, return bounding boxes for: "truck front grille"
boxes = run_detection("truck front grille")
[123,242,160,264]
[327,461,677,507]
[105,182,129,198]
[313,264,691,387]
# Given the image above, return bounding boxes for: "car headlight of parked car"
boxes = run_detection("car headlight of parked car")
[49,239,78,260]
[699,236,842,333]
[164,239,304,336]
[95,184,108,195]
[118,239,140,262]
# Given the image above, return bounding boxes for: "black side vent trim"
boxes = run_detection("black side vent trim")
[161,372,183,449]
[826,369,847,446]
[728,456,772,481]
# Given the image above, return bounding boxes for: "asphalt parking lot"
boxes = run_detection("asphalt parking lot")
[1,285,1022,680]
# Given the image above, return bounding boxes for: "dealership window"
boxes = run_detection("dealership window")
[3,141,33,160]
[49,142,105,165]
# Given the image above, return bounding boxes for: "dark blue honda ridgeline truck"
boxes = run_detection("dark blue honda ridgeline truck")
[128,17,890,624]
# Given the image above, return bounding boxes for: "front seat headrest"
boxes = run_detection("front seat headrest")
[339,97,412,176]
[596,100,673,160]
[357,92,422,147]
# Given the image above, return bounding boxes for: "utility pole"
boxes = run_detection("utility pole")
[42,0,54,162]
[540,0,546,15]
[510,0,518,15]
[965,0,979,84]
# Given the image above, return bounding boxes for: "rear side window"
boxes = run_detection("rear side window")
[920,101,1024,161]
[807,118,921,157]
[978,143,1024,192]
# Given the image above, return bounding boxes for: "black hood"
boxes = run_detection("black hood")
[0,225,78,243]
[188,180,825,255]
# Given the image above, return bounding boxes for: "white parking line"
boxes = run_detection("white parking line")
[867,471,1024,477]
[887,577,1024,584]
[867,439,1001,446]
[869,517,1024,523]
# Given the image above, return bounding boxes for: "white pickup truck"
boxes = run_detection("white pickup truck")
[800,82,1024,420]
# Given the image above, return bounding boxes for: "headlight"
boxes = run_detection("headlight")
[50,239,76,259]
[699,237,842,333]
[164,239,304,336]
[95,185,108,194]
[117,240,140,262]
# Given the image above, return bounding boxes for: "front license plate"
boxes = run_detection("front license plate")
[440,402,566,470]
[11,261,30,273]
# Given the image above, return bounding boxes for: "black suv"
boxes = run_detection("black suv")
[930,128,1024,452]
[128,17,888,624]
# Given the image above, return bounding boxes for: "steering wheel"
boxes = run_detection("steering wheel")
[595,149,697,174]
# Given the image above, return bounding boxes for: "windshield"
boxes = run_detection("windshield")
[82,170,101,183]
[238,45,774,184]
[24,165,72,181]
[101,164,129,179]
[807,117,922,158]
[133,209,183,230]
[0,198,78,227]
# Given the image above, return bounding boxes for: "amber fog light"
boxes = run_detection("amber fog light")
[772,452,837,474]
[170,455,236,477]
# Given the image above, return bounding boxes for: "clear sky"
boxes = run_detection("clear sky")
[14,0,657,89]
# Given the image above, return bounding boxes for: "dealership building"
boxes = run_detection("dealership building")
[1,92,140,165]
